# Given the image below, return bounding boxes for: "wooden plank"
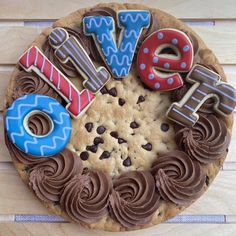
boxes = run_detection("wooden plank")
[0,27,42,65]
[0,70,12,111]
[0,164,49,214]
[1,223,236,236]
[0,24,236,64]
[0,0,236,20]
[0,164,236,215]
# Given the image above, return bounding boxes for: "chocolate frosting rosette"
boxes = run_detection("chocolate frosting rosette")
[29,149,83,202]
[151,151,206,205]
[175,114,230,164]
[109,171,160,228]
[60,170,112,223]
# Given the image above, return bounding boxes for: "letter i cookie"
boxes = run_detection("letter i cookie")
[166,64,236,126]
[137,28,194,91]
[49,27,110,94]
[19,46,95,119]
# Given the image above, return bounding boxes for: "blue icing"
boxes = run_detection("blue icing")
[172,38,178,45]
[143,47,149,54]
[5,94,72,157]
[84,11,151,77]
[164,62,170,69]
[183,45,190,52]
[140,63,146,70]
[155,82,161,89]
[148,73,155,80]
[167,78,174,84]
[153,56,159,63]
[157,32,164,39]
[181,62,187,68]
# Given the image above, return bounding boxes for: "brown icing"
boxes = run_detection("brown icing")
[13,71,62,103]
[49,27,110,93]
[170,83,215,114]
[60,170,112,223]
[29,148,83,203]
[5,131,47,165]
[167,64,236,127]
[43,27,92,78]
[28,113,51,136]
[175,114,230,164]
[151,150,206,205]
[109,171,160,228]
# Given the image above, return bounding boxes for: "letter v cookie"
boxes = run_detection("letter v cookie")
[49,27,111,94]
[166,64,236,126]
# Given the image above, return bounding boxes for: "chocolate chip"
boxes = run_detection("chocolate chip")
[97,126,106,134]
[206,176,210,186]
[137,95,145,104]
[80,151,89,161]
[123,157,132,167]
[100,86,108,95]
[94,137,104,145]
[86,145,98,153]
[85,122,93,132]
[118,138,127,144]
[110,131,119,139]
[118,98,126,106]
[161,123,169,132]
[141,143,152,151]
[130,121,139,129]
[108,87,117,97]
[114,77,123,81]
[99,151,111,160]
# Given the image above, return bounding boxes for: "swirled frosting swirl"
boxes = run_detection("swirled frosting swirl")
[13,71,62,103]
[175,114,230,164]
[28,114,52,136]
[60,170,111,223]
[151,151,206,205]
[29,149,83,202]
[4,131,47,165]
[109,171,160,228]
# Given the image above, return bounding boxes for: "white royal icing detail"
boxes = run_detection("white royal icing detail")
[83,10,151,77]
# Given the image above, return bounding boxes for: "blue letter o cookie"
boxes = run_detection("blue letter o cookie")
[5,94,72,157]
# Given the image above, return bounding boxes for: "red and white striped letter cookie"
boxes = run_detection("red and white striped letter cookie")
[19,46,95,119]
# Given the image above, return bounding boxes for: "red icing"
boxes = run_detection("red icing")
[137,29,193,91]
[19,46,94,118]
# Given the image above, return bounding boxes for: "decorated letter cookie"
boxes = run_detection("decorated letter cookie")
[5,94,72,156]
[167,64,236,126]
[19,46,94,118]
[49,27,111,94]
[137,29,193,91]
[83,10,151,77]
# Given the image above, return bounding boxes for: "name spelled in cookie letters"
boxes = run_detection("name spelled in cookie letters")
[49,28,111,94]
[19,46,95,118]
[137,29,194,91]
[166,64,236,126]
[83,10,151,77]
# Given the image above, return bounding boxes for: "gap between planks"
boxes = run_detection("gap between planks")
[0,214,236,224]
[0,0,236,20]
